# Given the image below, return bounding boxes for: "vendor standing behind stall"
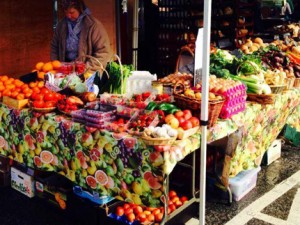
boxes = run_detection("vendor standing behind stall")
[50,0,112,74]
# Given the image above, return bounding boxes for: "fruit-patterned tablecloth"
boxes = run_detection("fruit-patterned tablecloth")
[0,105,200,207]
[222,88,300,177]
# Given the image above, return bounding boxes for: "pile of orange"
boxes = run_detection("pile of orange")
[0,75,44,100]
[33,60,62,80]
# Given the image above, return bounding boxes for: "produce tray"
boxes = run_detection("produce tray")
[294,78,300,88]
[141,135,176,146]
[177,126,200,140]
[2,96,29,109]
[269,85,286,94]
[246,93,275,104]
[284,77,295,90]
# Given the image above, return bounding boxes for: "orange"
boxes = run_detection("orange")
[14,79,24,87]
[32,87,40,93]
[49,70,57,74]
[2,90,11,97]
[25,92,32,98]
[4,79,13,85]
[38,71,45,80]
[52,60,61,70]
[16,93,25,100]
[21,84,29,90]
[11,91,19,98]
[22,87,31,94]
[42,62,53,73]
[6,84,15,90]
[0,85,5,92]
[35,62,44,71]
[29,82,37,88]
[37,81,44,88]
[0,75,9,81]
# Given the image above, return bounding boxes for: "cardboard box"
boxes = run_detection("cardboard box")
[284,125,300,147]
[35,173,73,210]
[0,155,12,172]
[229,166,261,201]
[2,96,29,109]
[0,169,11,187]
[11,167,35,198]
[262,139,281,165]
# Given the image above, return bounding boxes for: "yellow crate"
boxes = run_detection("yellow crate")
[2,96,29,109]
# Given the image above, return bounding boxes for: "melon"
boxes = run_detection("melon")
[147,177,162,190]
[0,136,6,148]
[123,137,137,149]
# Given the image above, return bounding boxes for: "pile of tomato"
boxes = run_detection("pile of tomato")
[30,87,62,108]
[112,190,188,224]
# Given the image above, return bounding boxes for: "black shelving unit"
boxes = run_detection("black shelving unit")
[155,0,203,77]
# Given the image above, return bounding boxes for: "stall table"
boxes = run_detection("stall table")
[0,88,299,219]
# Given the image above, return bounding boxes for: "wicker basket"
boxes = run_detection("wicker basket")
[284,77,295,90]
[141,135,176,146]
[173,82,224,128]
[294,78,300,88]
[247,93,275,104]
[269,85,286,94]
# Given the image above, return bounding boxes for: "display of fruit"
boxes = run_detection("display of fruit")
[30,87,62,109]
[33,60,62,80]
[164,109,199,131]
[111,191,188,224]
[240,38,266,54]
[127,110,159,134]
[158,72,193,85]
[80,92,97,102]
[126,92,154,108]
[0,75,45,100]
[57,95,84,113]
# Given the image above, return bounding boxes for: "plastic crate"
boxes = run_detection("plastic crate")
[262,139,281,166]
[229,166,261,201]
[284,125,300,147]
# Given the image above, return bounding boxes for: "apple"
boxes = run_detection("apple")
[183,109,192,120]
[188,117,200,127]
[167,117,179,129]
[180,120,193,130]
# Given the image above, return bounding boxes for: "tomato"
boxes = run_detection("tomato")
[44,92,54,101]
[188,116,200,127]
[152,208,161,216]
[147,214,155,222]
[33,100,44,108]
[31,93,43,101]
[137,212,147,222]
[183,109,192,120]
[44,101,56,108]
[123,203,130,209]
[124,208,133,215]
[177,117,185,125]
[116,206,124,217]
[40,87,50,95]
[180,120,193,130]
[54,92,61,100]
[155,212,164,223]
[174,200,183,208]
[169,190,177,198]
[133,205,143,215]
[180,196,188,203]
[126,213,135,223]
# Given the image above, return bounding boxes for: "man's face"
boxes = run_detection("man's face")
[65,7,80,21]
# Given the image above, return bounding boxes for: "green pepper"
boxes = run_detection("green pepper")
[145,102,158,111]
[157,103,178,111]
[167,108,180,114]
